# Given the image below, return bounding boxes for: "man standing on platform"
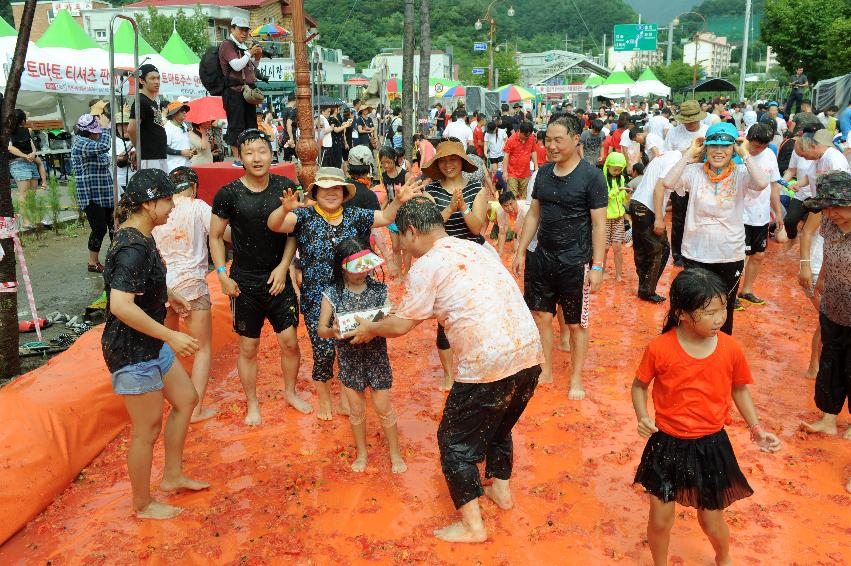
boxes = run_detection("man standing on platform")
[219,16,263,167]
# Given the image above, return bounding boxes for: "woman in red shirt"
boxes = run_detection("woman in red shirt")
[631,268,780,566]
[472,112,485,158]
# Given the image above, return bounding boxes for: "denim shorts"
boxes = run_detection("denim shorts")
[111,344,175,395]
[10,159,39,181]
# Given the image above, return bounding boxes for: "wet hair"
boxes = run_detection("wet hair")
[547,113,582,136]
[395,195,444,234]
[661,268,728,334]
[590,119,604,132]
[330,237,374,296]
[169,166,199,193]
[746,123,773,144]
[827,105,839,113]
[348,164,371,177]
[518,121,533,135]
[628,125,643,140]
[378,145,397,162]
[453,109,467,120]
[631,162,645,176]
[661,108,671,116]
[498,190,516,205]
[536,130,545,141]
[236,128,273,154]
[114,193,144,224]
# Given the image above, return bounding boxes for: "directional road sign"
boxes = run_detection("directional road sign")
[472,67,486,75]
[613,24,658,51]
[473,42,488,52]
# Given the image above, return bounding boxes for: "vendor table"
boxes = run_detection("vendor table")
[192,162,298,205]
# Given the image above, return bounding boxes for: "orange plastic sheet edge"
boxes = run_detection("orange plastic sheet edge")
[0,271,232,544]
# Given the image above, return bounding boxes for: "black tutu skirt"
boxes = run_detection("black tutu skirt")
[634,428,753,510]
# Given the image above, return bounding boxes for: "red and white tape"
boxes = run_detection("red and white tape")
[0,216,42,341]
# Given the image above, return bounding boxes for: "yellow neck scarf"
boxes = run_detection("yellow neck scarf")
[314,204,343,222]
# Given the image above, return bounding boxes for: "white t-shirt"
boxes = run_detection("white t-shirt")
[673,163,761,263]
[742,148,781,226]
[484,129,507,158]
[644,132,665,161]
[394,237,543,383]
[664,123,708,152]
[152,195,213,298]
[442,119,474,148]
[772,116,787,147]
[790,151,815,201]
[631,150,681,214]
[646,115,670,139]
[701,113,721,127]
[320,114,332,148]
[165,120,192,173]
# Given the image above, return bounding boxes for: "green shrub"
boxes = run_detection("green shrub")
[46,176,62,233]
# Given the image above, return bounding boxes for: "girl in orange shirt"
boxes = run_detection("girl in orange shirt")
[631,268,781,566]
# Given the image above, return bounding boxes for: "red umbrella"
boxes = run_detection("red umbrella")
[184,96,226,124]
[386,77,402,93]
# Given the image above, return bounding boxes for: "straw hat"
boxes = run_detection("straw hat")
[675,100,707,124]
[308,167,357,201]
[421,140,479,180]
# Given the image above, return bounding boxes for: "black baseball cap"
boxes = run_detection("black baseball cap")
[124,168,180,204]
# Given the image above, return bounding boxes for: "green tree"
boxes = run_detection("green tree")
[761,0,851,83]
[136,6,210,55]
[0,0,12,27]
[652,61,703,92]
[469,48,520,87]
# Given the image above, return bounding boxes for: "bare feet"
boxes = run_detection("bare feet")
[286,391,313,414]
[555,339,571,352]
[538,368,553,385]
[160,475,211,493]
[715,556,733,566]
[351,455,367,472]
[846,477,851,494]
[390,453,407,474]
[438,373,454,392]
[190,406,217,423]
[433,521,488,543]
[800,417,837,436]
[567,379,585,401]
[244,403,262,426]
[317,398,333,421]
[483,481,513,510]
[336,401,351,417]
[136,500,183,520]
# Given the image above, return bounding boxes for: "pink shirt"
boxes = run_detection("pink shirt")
[395,237,543,383]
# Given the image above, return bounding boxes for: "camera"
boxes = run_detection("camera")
[255,67,271,83]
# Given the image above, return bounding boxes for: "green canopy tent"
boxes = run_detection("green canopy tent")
[584,74,604,87]
[35,9,101,50]
[113,19,158,56]
[159,29,200,64]
[0,15,15,37]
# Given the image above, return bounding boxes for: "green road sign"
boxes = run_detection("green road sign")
[613,24,658,51]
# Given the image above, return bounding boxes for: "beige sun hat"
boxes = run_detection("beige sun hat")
[675,99,708,124]
[308,167,357,201]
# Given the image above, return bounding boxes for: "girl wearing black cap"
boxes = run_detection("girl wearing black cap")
[102,168,210,520]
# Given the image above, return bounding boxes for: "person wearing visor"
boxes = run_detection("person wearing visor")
[102,169,209,520]
[210,129,312,426]
[267,167,426,421]
[164,101,195,172]
[661,122,770,335]
[219,15,263,166]
[71,112,114,273]
[317,237,406,474]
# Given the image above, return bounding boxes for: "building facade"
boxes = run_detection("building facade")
[518,50,609,87]
[368,49,453,80]
[11,0,111,40]
[683,32,732,77]
[606,47,663,72]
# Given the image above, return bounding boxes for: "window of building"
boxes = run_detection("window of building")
[94,29,107,41]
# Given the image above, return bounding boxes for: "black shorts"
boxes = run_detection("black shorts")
[488,156,504,166]
[223,87,257,148]
[744,224,769,255]
[230,283,299,339]
[523,248,590,327]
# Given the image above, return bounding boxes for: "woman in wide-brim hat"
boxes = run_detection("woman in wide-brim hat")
[798,170,851,462]
[422,139,491,391]
[267,166,426,419]
[661,121,770,335]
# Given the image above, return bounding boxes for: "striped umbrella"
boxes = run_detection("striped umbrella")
[250,23,290,38]
[442,85,466,98]
[497,84,537,103]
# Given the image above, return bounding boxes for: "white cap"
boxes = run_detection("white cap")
[231,15,249,29]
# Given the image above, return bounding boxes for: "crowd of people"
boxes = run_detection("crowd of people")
[12,49,843,562]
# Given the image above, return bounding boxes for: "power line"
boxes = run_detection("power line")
[330,0,361,49]
[568,0,599,50]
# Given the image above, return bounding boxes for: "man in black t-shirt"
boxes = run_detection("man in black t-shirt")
[127,64,168,171]
[784,66,809,119]
[513,114,607,401]
[210,128,313,425]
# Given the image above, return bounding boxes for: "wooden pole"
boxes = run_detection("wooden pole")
[290,0,318,189]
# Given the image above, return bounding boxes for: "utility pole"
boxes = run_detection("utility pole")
[739,0,751,102]
[666,21,674,66]
[601,34,606,67]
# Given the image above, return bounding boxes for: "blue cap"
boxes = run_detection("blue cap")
[703,122,739,145]
[767,100,779,107]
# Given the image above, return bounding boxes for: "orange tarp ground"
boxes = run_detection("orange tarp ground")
[0,244,849,564]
